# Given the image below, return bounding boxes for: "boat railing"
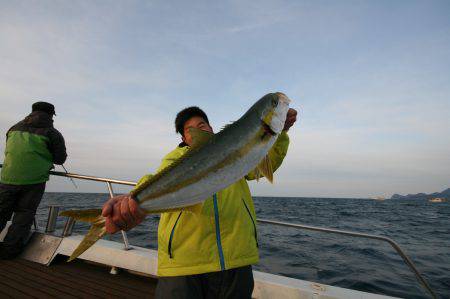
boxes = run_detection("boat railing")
[0,164,436,298]
[47,168,136,250]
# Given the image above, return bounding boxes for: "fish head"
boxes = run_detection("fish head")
[261,92,291,135]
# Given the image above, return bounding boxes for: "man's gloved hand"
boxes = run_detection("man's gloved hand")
[102,194,146,234]
[283,108,298,131]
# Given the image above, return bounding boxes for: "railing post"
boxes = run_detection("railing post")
[106,182,132,251]
[62,217,76,237]
[45,206,60,233]
[120,230,131,251]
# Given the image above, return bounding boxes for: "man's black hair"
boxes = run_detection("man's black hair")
[175,106,209,136]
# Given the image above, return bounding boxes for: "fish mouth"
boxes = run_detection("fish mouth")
[276,92,291,105]
[264,93,291,134]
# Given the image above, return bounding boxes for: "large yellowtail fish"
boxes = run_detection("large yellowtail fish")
[60,92,291,261]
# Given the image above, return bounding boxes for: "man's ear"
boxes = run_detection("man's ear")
[182,135,187,144]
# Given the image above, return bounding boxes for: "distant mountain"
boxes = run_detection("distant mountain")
[391,188,450,200]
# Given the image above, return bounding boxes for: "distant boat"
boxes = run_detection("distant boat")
[429,197,446,203]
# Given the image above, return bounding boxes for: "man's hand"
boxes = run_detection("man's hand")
[102,194,146,234]
[283,108,298,131]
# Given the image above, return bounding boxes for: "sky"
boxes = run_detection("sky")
[0,0,449,198]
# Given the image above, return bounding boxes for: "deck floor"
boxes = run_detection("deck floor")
[0,257,157,298]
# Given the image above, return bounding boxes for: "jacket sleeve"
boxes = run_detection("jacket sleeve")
[134,174,154,191]
[47,128,67,165]
[245,131,290,181]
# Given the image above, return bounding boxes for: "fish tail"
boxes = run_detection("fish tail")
[59,209,107,262]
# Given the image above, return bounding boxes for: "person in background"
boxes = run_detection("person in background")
[0,101,67,259]
[102,106,297,298]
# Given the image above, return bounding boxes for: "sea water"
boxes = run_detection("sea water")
[36,193,450,298]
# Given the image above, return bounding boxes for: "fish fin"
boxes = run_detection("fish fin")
[189,127,214,148]
[253,167,261,182]
[184,202,204,214]
[60,209,103,222]
[221,121,235,131]
[257,155,274,183]
[60,209,106,262]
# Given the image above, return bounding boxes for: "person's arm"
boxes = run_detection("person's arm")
[48,128,67,165]
[134,174,154,190]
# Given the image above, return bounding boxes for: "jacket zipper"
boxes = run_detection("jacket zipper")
[168,211,182,258]
[213,193,225,270]
[242,198,258,247]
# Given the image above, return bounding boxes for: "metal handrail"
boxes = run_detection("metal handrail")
[0,164,136,186]
[48,169,136,186]
[0,164,436,298]
[50,169,136,250]
[257,219,436,299]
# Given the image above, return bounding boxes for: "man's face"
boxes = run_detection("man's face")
[182,116,213,146]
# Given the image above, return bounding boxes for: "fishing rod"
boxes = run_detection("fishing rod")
[61,164,78,189]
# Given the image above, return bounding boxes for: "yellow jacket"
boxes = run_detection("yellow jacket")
[135,132,290,276]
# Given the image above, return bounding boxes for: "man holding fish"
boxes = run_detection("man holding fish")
[64,93,297,298]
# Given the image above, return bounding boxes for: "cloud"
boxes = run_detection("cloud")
[1,1,449,198]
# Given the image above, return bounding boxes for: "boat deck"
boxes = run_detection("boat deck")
[0,257,157,298]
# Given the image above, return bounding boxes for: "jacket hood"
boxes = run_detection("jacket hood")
[23,111,54,128]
